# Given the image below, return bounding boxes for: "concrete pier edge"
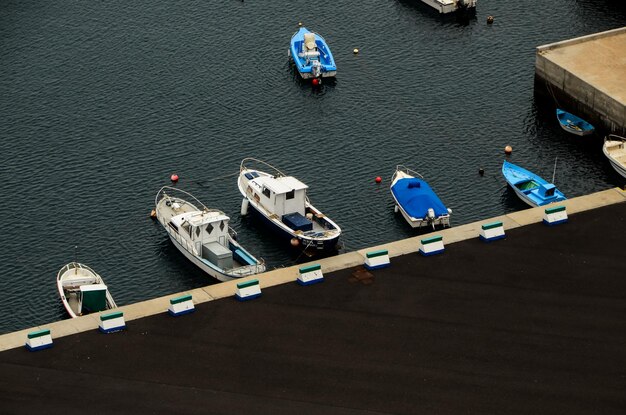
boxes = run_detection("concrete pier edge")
[1,187,624,352]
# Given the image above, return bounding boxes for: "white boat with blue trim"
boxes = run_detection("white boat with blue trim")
[502,160,567,207]
[603,134,626,179]
[155,186,265,282]
[390,165,452,229]
[57,262,117,319]
[289,26,337,81]
[238,158,341,254]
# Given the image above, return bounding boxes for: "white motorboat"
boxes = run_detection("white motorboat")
[155,186,265,282]
[57,262,117,318]
[237,158,341,255]
[603,134,626,180]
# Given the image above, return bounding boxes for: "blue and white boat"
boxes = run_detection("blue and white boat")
[289,27,337,81]
[155,186,265,282]
[238,158,341,254]
[502,160,567,207]
[556,109,594,136]
[390,165,451,229]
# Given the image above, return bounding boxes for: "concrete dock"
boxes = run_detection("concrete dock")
[1,188,625,414]
[535,26,626,134]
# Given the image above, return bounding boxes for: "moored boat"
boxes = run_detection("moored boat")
[57,262,117,318]
[238,158,341,255]
[155,186,265,282]
[502,160,567,207]
[390,165,451,229]
[420,0,477,14]
[556,108,594,136]
[602,134,626,179]
[289,27,336,81]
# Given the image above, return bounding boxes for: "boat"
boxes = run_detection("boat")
[289,26,337,81]
[390,165,452,229]
[502,160,567,207]
[556,109,595,136]
[602,134,626,179]
[237,158,342,254]
[419,0,477,14]
[57,262,117,318]
[155,186,265,282]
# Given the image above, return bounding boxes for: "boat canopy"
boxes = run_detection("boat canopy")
[171,210,229,228]
[79,284,107,314]
[392,178,449,219]
[257,176,308,194]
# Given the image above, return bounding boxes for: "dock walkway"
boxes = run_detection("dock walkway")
[1,189,625,414]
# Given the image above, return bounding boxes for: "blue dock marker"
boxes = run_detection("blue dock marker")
[419,235,445,256]
[236,279,261,301]
[297,264,324,285]
[364,250,390,270]
[25,329,53,351]
[168,294,195,316]
[479,221,506,242]
[543,205,568,226]
[99,311,126,333]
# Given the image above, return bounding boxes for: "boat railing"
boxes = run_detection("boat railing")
[395,165,424,179]
[230,259,266,277]
[240,157,287,178]
[165,223,197,256]
[155,186,221,215]
[57,262,97,280]
[606,134,626,143]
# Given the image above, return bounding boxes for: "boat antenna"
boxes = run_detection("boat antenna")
[74,245,78,274]
[551,156,558,184]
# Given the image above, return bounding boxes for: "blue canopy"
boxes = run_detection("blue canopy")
[391,178,448,219]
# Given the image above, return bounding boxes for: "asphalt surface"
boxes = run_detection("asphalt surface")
[1,202,625,415]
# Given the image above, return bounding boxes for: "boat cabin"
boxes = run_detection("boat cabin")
[79,284,107,314]
[170,209,234,269]
[538,183,556,198]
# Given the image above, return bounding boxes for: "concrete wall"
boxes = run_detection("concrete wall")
[535,27,626,135]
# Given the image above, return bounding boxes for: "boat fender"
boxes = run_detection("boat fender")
[290,238,300,247]
[241,198,249,215]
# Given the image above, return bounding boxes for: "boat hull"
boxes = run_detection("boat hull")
[56,263,117,319]
[557,109,594,136]
[246,202,340,253]
[289,27,337,80]
[502,161,567,207]
[154,186,266,282]
[603,136,626,179]
[390,168,451,229]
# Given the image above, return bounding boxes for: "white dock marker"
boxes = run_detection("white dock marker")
[479,221,506,242]
[364,249,390,270]
[168,294,195,316]
[419,235,445,256]
[25,329,53,351]
[543,205,568,226]
[99,311,126,333]
[297,264,324,285]
[236,279,261,301]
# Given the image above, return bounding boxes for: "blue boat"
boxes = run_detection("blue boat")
[289,27,337,81]
[390,166,451,229]
[556,109,594,136]
[502,160,567,207]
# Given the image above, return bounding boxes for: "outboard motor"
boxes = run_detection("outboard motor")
[311,60,322,78]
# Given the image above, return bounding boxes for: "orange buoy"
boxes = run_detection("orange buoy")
[150,209,157,219]
[375,176,382,184]
[504,145,513,155]
[290,238,300,247]
[353,48,359,54]
[487,16,494,24]
[170,173,179,182]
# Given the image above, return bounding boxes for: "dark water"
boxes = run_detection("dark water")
[1,0,625,334]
